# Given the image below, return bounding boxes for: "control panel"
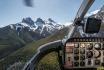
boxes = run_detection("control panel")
[64,38,104,69]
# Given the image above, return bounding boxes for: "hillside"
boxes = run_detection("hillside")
[0,17,63,61]
[0,27,69,70]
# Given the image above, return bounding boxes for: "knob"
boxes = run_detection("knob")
[95,60,100,65]
[87,43,93,50]
[94,50,101,58]
[80,55,85,60]
[74,49,79,54]
[74,56,79,60]
[94,43,101,50]
[86,51,93,58]
[80,49,85,54]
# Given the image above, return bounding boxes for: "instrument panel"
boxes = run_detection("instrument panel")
[64,38,104,69]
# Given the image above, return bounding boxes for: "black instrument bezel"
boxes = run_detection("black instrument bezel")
[63,37,104,70]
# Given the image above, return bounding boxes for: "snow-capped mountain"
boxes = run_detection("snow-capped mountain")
[0,17,64,51]
[9,17,64,37]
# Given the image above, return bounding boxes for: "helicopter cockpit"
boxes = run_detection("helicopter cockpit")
[63,0,104,69]
[22,0,104,70]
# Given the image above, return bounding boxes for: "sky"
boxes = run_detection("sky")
[0,0,104,27]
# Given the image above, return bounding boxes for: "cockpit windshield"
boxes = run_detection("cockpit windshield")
[0,0,104,70]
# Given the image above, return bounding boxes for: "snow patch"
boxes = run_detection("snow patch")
[62,22,72,26]
[9,24,14,29]
[86,10,100,17]
[20,22,29,27]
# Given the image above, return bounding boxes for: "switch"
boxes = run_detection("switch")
[80,61,85,66]
[88,59,92,65]
[74,62,79,66]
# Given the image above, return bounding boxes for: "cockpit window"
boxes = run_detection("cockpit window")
[0,0,104,70]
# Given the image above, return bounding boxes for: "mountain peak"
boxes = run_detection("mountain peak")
[35,18,45,24]
[8,17,63,37]
[48,18,56,23]
[22,17,34,26]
